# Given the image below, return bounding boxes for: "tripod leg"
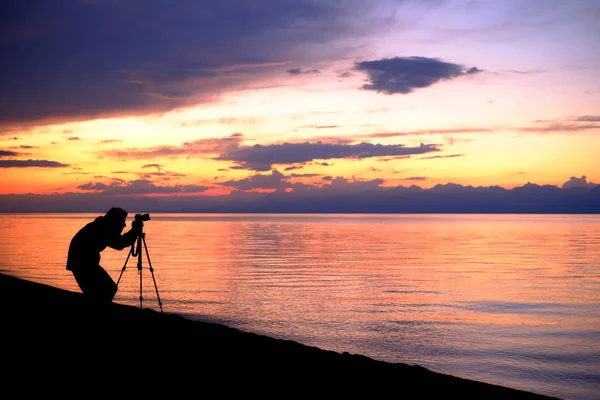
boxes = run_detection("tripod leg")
[136,236,143,309]
[142,236,163,313]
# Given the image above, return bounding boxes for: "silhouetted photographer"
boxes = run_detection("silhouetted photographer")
[66,207,143,303]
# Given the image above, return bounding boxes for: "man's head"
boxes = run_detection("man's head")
[104,207,128,233]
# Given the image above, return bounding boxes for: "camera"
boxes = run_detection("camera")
[135,213,151,222]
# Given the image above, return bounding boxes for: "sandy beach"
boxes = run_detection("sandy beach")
[1,272,559,398]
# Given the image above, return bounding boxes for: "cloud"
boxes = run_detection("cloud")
[298,125,340,129]
[220,169,383,193]
[503,69,546,75]
[1,176,599,213]
[0,159,69,168]
[0,0,385,126]
[221,170,293,191]
[76,179,209,195]
[180,117,259,127]
[0,150,20,157]
[522,123,600,133]
[562,176,598,189]
[353,56,482,94]
[336,119,597,139]
[367,128,493,138]
[325,176,384,192]
[419,154,463,160]
[138,171,187,179]
[309,127,492,146]
[99,133,440,171]
[0,127,23,136]
[573,116,600,122]
[102,134,244,160]
[63,171,92,176]
[142,163,163,172]
[287,68,320,75]
[77,182,109,191]
[218,141,440,171]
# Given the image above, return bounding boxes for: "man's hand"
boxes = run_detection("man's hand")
[132,220,143,234]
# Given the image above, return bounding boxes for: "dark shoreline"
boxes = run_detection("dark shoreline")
[1,272,559,398]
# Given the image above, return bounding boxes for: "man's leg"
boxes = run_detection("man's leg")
[95,265,117,302]
[73,265,116,303]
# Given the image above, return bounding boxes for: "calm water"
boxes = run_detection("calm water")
[1,213,599,399]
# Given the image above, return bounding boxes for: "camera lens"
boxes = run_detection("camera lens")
[135,213,150,222]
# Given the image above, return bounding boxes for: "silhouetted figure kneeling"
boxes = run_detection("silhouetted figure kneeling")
[67,207,143,303]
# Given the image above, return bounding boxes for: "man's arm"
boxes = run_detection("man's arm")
[106,221,143,250]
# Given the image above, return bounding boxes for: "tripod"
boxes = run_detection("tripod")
[116,229,163,313]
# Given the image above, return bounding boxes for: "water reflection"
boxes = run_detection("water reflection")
[1,213,599,399]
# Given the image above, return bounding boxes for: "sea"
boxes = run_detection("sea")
[1,213,599,400]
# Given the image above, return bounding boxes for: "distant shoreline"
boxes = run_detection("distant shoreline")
[0,211,598,214]
[0,183,598,214]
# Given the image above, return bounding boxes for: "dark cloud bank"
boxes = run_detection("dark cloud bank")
[0,0,380,126]
[1,1,486,127]
[0,181,598,214]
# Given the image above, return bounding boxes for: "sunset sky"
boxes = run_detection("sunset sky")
[1,0,599,211]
